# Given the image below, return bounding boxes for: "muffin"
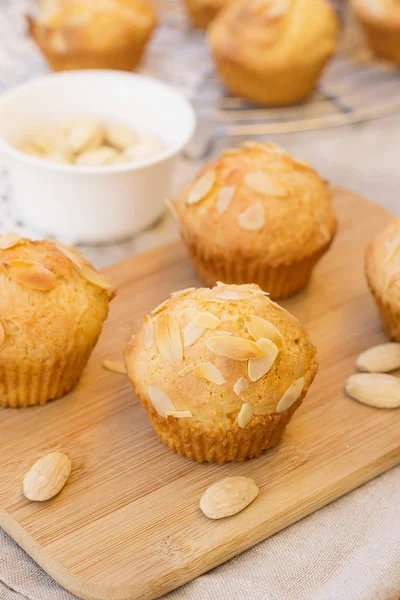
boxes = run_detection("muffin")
[28,0,157,72]
[184,0,233,29]
[0,234,112,408]
[175,141,337,299]
[352,0,400,64]
[125,283,318,463]
[208,0,338,106]
[365,218,400,341]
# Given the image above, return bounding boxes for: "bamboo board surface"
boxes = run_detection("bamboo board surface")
[1,188,399,600]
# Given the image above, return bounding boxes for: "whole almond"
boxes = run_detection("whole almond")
[356,343,400,373]
[345,373,400,409]
[200,476,259,519]
[23,452,72,502]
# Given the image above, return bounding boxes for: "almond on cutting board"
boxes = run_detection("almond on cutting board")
[23,452,72,502]
[200,476,259,519]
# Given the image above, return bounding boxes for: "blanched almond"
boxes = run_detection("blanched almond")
[23,452,71,502]
[155,313,183,365]
[143,314,154,349]
[165,410,193,418]
[102,359,127,374]
[237,403,254,428]
[238,203,265,231]
[148,386,176,417]
[233,377,249,396]
[187,170,216,205]
[0,319,4,347]
[178,364,194,377]
[81,265,111,290]
[200,477,259,520]
[184,321,205,347]
[0,233,22,250]
[192,312,221,329]
[216,186,235,214]
[68,118,103,154]
[345,373,400,408]
[76,147,118,166]
[206,336,263,360]
[2,260,57,291]
[276,377,304,413]
[104,123,137,150]
[216,290,241,300]
[193,362,225,384]
[246,315,284,347]
[248,338,278,382]
[356,343,400,373]
[245,172,287,197]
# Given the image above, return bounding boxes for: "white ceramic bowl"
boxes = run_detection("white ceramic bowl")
[0,70,196,244]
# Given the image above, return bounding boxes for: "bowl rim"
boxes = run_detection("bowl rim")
[0,69,197,175]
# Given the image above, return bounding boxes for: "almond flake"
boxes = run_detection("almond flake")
[237,403,254,428]
[81,265,111,290]
[206,336,263,361]
[246,315,284,347]
[386,271,400,291]
[216,281,225,287]
[187,170,216,205]
[102,359,127,374]
[233,377,250,396]
[2,260,57,291]
[238,203,265,231]
[165,410,193,418]
[356,343,400,373]
[0,233,22,250]
[143,314,154,349]
[148,386,175,417]
[178,364,194,377]
[0,320,4,347]
[248,338,279,382]
[184,321,205,347]
[276,377,304,413]
[151,299,169,315]
[170,287,196,298]
[213,331,232,336]
[54,242,84,271]
[193,362,226,384]
[216,290,242,300]
[245,172,287,197]
[192,312,221,329]
[345,373,400,409]
[216,187,235,214]
[155,313,183,365]
[165,198,179,221]
[384,231,400,265]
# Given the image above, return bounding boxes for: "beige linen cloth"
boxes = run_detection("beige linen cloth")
[1,466,399,600]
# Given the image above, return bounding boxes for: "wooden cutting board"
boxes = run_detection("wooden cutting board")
[1,188,399,600]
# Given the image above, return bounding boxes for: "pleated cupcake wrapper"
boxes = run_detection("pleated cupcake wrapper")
[181,231,329,299]
[366,277,400,342]
[0,347,92,408]
[38,43,148,72]
[358,19,400,63]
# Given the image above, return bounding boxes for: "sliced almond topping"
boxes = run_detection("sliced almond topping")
[81,265,111,290]
[246,315,284,347]
[216,187,235,214]
[206,336,263,361]
[193,362,226,384]
[184,321,205,347]
[187,170,216,205]
[245,172,287,197]
[0,233,22,250]
[0,319,4,347]
[216,290,241,300]
[192,312,221,329]
[276,377,304,413]
[345,373,400,409]
[151,299,169,315]
[165,198,179,221]
[2,260,57,291]
[213,330,232,336]
[386,271,400,291]
[384,232,400,265]
[143,314,154,349]
[238,203,265,231]
[248,338,279,382]
[102,359,127,374]
[178,364,194,377]
[356,343,400,373]
[267,0,288,18]
[237,403,254,428]
[155,313,183,365]
[165,410,193,418]
[233,377,250,396]
[170,287,196,298]
[54,242,84,271]
[148,386,175,417]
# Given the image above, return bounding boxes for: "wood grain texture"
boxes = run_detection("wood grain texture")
[1,188,399,600]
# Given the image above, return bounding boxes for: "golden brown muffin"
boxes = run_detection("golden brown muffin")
[125,283,318,463]
[365,218,400,341]
[208,0,338,106]
[28,0,157,72]
[183,0,234,29]
[352,0,400,64]
[175,141,337,299]
[0,234,112,408]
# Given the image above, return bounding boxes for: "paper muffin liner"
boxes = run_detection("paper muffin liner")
[180,229,334,299]
[357,18,400,64]
[137,390,305,463]
[365,275,400,342]
[0,346,93,408]
[184,0,218,29]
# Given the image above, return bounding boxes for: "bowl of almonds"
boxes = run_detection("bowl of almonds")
[0,70,196,243]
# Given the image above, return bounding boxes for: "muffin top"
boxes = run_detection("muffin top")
[208,0,338,70]
[176,142,336,266]
[352,0,400,25]
[366,218,400,304]
[0,234,111,365]
[124,283,317,429]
